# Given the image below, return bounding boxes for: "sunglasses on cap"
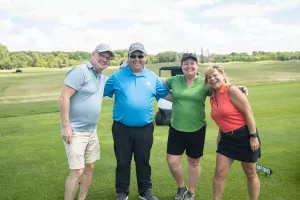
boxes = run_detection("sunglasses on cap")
[129,54,145,59]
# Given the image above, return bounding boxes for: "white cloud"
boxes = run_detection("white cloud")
[0,19,235,54]
[0,19,15,30]
[0,26,50,51]
[172,0,222,9]
[230,16,300,37]
[201,0,300,17]
[0,0,185,26]
[228,16,300,52]
[0,0,299,54]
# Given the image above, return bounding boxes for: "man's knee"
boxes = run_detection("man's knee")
[84,163,95,172]
[70,168,84,178]
[117,157,132,167]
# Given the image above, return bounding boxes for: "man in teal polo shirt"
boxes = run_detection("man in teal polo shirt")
[104,42,170,200]
[59,43,114,200]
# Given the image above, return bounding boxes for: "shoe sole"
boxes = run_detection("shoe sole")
[117,197,128,200]
[139,196,156,200]
[175,189,188,200]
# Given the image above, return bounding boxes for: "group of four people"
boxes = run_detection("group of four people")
[59,42,261,200]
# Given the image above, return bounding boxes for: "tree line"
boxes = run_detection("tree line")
[0,44,299,70]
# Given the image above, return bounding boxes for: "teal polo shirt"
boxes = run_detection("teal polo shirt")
[62,61,108,132]
[104,65,170,127]
[166,75,211,132]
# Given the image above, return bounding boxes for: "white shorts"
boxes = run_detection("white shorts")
[62,130,100,169]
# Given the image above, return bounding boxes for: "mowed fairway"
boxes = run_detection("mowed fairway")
[0,61,300,200]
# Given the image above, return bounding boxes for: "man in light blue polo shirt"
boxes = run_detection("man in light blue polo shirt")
[59,43,114,200]
[104,43,171,200]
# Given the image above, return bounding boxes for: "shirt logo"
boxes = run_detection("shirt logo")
[146,81,151,86]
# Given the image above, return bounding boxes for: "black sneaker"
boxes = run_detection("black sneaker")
[117,192,128,200]
[139,189,158,200]
[174,185,188,200]
[183,191,194,200]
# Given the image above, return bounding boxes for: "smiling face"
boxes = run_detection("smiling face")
[205,67,227,90]
[181,58,198,77]
[128,50,146,73]
[90,51,112,73]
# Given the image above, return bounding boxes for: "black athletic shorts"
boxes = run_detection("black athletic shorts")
[167,125,206,159]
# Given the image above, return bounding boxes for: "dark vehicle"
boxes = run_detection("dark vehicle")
[155,66,183,125]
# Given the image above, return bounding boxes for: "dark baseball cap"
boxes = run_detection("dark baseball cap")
[94,43,114,57]
[181,53,198,63]
[128,42,146,54]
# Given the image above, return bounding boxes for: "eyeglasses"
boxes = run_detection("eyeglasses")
[98,53,113,60]
[129,54,145,59]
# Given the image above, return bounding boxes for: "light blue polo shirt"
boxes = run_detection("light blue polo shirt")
[104,65,169,127]
[62,61,108,132]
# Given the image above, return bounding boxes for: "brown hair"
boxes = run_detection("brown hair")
[204,65,229,86]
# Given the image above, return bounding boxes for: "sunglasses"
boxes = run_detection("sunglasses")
[129,54,145,59]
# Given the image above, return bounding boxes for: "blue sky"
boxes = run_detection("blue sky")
[0,0,299,54]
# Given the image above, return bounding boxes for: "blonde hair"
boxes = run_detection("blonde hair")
[204,65,229,86]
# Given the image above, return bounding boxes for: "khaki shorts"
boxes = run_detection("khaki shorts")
[62,130,100,169]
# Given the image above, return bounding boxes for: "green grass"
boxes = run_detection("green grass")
[0,61,300,199]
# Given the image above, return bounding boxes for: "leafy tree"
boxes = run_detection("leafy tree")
[157,51,177,63]
[200,47,204,63]
[9,52,33,68]
[1,43,299,69]
[0,44,10,69]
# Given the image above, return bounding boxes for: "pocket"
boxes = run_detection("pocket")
[71,131,80,138]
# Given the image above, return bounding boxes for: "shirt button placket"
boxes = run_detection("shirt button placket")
[135,76,138,86]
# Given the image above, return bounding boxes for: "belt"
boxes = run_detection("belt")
[220,125,247,135]
[114,120,151,128]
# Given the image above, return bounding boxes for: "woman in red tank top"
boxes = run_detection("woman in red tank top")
[204,65,261,200]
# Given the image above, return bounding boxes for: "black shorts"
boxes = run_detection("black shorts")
[167,125,206,159]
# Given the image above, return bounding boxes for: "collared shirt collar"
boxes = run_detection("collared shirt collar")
[86,61,94,69]
[124,65,147,77]
[218,84,227,94]
[211,84,227,99]
[86,61,102,77]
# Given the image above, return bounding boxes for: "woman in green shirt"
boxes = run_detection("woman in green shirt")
[161,53,210,200]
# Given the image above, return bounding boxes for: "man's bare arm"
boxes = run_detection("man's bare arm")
[163,92,173,102]
[59,85,76,144]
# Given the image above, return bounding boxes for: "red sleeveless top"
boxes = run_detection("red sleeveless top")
[210,85,246,133]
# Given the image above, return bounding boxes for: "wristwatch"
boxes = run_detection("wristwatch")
[249,133,258,138]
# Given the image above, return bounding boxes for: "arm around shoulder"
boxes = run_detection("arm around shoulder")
[160,77,167,86]
[155,77,170,99]
[104,74,115,98]
[227,85,256,134]
[227,86,251,116]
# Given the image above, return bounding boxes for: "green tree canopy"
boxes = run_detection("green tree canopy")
[1,43,299,69]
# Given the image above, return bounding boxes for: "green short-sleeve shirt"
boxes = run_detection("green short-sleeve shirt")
[166,75,210,132]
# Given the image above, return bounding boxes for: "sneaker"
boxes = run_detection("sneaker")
[117,192,128,200]
[139,189,158,200]
[183,191,194,200]
[174,185,188,200]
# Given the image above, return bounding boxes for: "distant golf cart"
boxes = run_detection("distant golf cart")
[155,66,183,125]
